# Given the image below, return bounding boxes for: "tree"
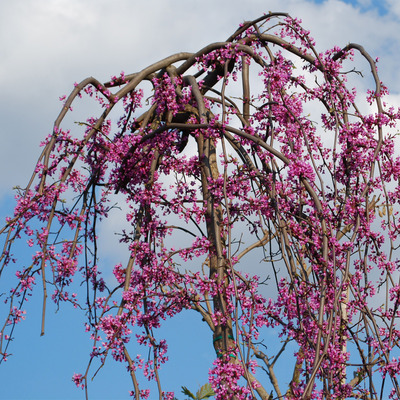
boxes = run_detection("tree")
[1,11,400,400]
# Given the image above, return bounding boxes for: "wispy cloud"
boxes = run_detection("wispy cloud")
[1,0,399,197]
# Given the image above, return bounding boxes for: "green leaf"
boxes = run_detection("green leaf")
[196,383,215,399]
[181,386,196,399]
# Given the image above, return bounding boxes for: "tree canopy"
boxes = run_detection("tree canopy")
[1,12,400,400]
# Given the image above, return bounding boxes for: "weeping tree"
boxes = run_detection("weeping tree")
[1,12,400,400]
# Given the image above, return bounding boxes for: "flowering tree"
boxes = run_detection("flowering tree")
[1,12,400,400]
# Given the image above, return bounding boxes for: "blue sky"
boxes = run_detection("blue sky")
[314,0,388,14]
[1,0,400,399]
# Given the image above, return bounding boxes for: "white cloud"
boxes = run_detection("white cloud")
[385,0,400,18]
[0,0,399,194]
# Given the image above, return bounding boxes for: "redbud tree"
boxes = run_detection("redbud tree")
[1,12,400,400]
